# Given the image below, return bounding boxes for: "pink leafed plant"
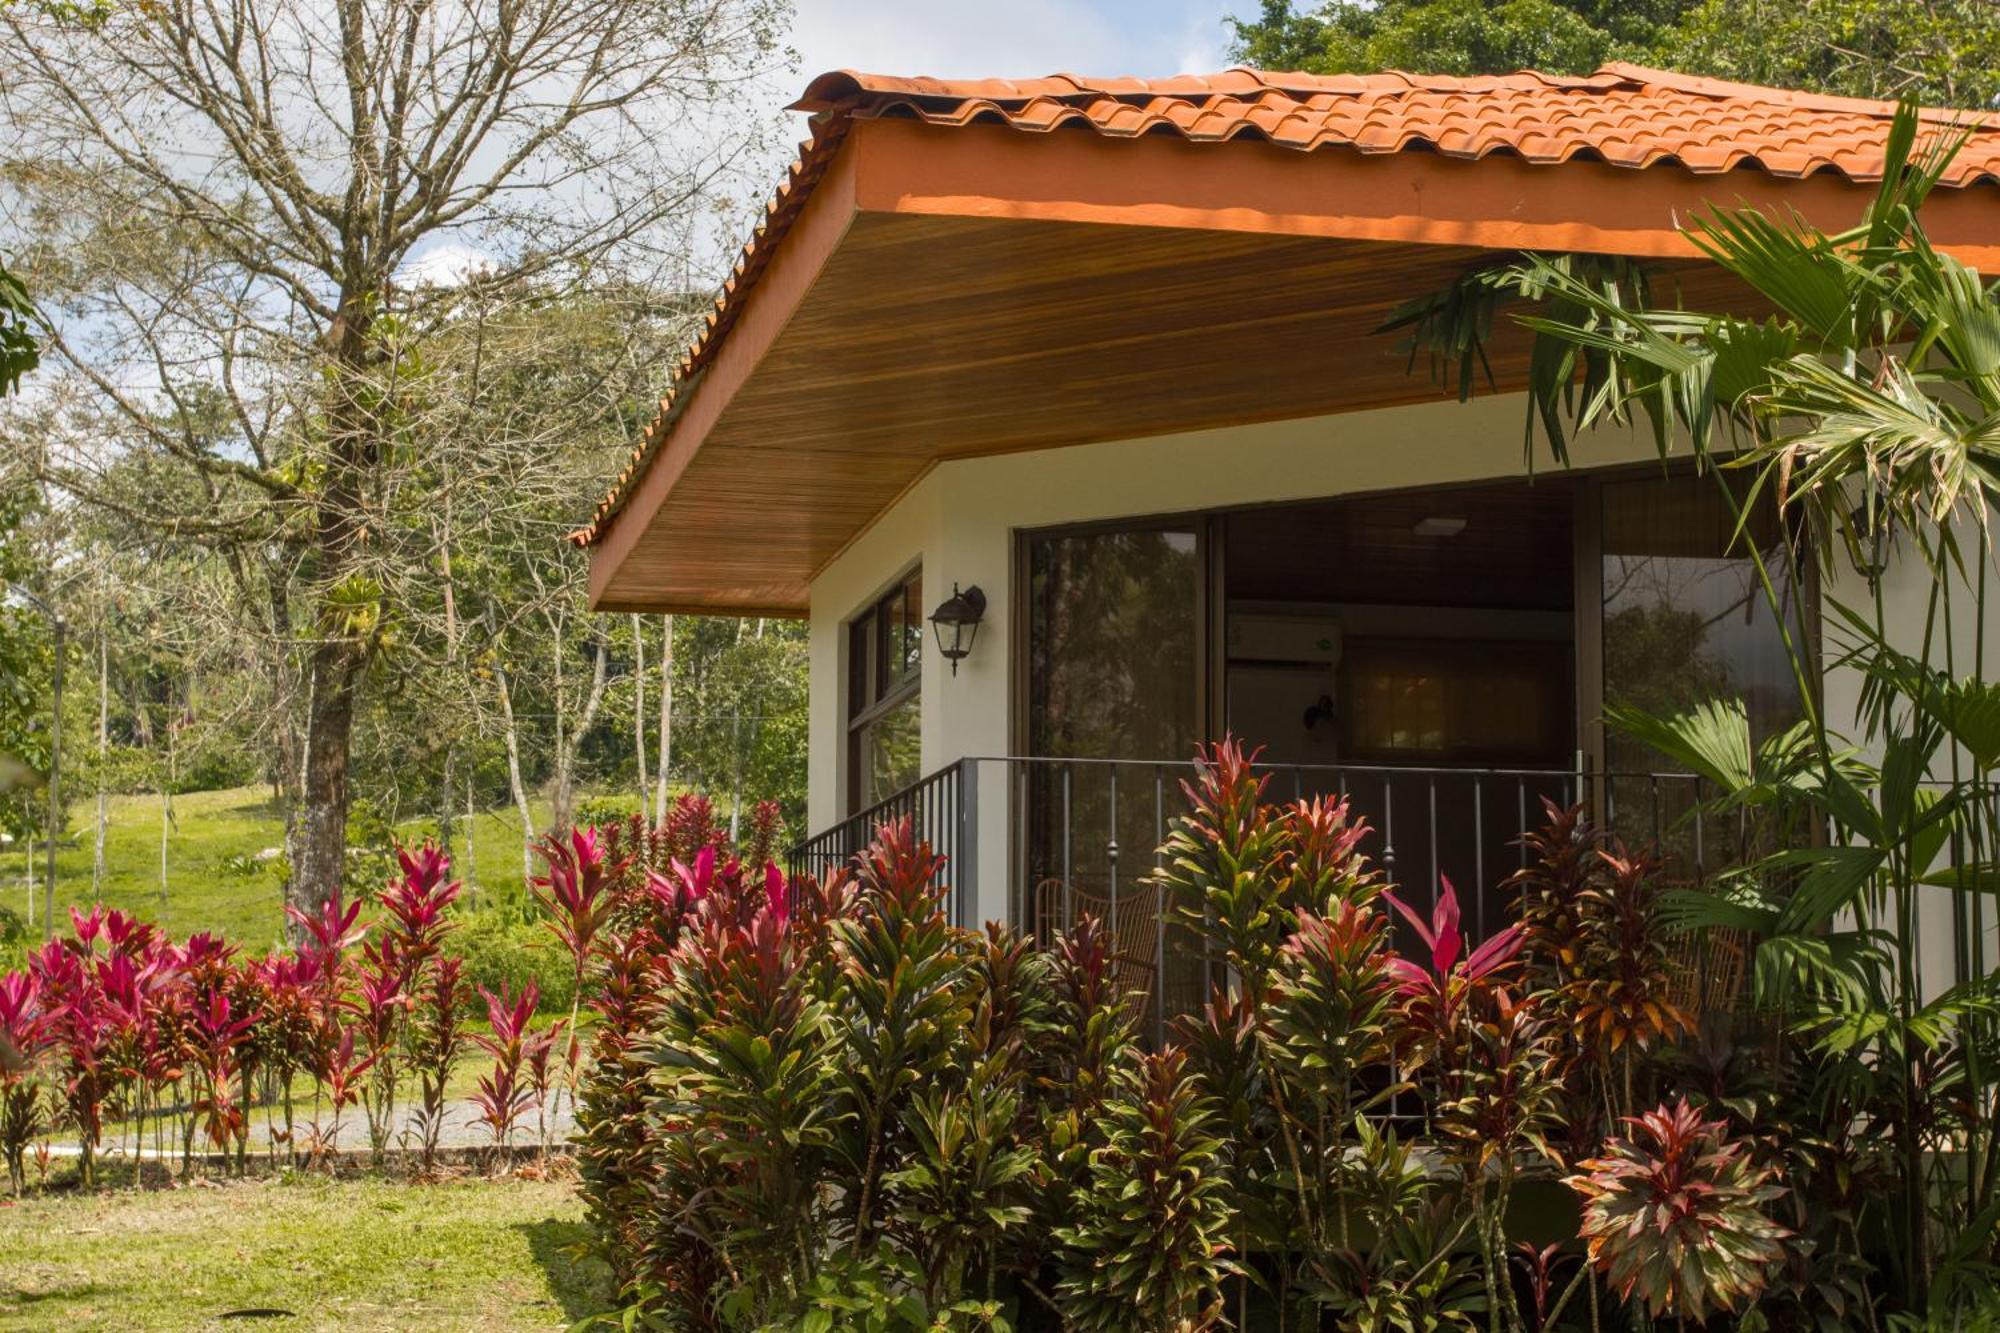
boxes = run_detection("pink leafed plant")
[471,982,542,1160]
[352,936,411,1159]
[379,842,464,965]
[285,895,366,999]
[532,827,618,969]
[524,1018,566,1159]
[188,989,258,1159]
[305,1027,378,1167]
[532,827,623,1103]
[0,971,49,1194]
[408,956,468,1174]
[1382,875,1524,998]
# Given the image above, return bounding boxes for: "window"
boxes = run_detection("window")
[847,568,923,811]
[1599,474,1806,766]
[1339,638,1572,765]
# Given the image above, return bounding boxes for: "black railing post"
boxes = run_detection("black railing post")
[957,758,979,929]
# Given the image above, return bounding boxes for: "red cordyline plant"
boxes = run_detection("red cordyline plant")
[353,935,410,1159]
[1382,875,1524,1070]
[0,970,48,1194]
[346,842,466,1162]
[305,1027,376,1166]
[381,843,463,966]
[408,955,468,1174]
[1567,1098,1790,1322]
[188,989,258,1157]
[253,951,323,1160]
[28,933,116,1187]
[532,825,623,1109]
[471,981,541,1160]
[286,895,365,1004]
[566,835,717,1285]
[661,792,728,865]
[524,1017,564,1159]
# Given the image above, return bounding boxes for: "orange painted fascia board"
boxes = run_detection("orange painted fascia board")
[587,144,861,609]
[848,117,2000,267]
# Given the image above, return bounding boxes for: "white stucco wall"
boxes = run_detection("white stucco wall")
[1823,525,2000,996]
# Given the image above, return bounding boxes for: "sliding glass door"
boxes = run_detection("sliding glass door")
[1025,524,1203,763]
[1022,521,1205,1027]
[1595,472,1808,866]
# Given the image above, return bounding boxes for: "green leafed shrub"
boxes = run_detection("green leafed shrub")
[445,912,575,1016]
[1054,1045,1233,1332]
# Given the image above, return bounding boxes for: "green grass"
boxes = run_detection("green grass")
[3,785,555,948]
[0,1174,612,1330]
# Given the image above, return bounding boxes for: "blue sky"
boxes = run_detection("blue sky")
[788,0,1248,88]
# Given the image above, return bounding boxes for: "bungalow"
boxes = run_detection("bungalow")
[575,64,2000,1023]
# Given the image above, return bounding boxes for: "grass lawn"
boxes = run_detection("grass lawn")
[3,785,555,949]
[0,1174,613,1331]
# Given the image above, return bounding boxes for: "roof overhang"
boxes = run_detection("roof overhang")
[584,110,2000,615]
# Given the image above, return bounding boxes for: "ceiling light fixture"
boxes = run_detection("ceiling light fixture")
[1413,516,1468,538]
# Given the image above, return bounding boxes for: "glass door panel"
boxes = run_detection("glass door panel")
[1023,524,1203,1030]
[1599,474,1807,870]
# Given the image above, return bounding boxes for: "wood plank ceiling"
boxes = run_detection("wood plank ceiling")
[591,209,1746,613]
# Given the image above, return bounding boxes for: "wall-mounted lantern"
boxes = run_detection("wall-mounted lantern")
[928,583,986,676]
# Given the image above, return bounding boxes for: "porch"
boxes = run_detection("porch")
[791,459,1804,1018]
[787,751,1744,1042]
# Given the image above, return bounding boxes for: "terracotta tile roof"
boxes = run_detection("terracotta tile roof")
[574,63,2000,547]
[795,63,2000,182]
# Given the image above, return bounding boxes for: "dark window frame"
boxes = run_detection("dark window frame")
[846,566,924,813]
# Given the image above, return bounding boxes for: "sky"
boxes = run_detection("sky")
[786,0,1245,90]
[402,0,1252,289]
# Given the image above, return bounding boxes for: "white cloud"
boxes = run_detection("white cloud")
[397,242,496,289]
[786,0,1238,85]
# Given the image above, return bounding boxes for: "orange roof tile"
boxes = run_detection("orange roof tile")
[574,63,2000,548]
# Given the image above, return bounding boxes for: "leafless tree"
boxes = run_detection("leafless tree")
[0,0,787,919]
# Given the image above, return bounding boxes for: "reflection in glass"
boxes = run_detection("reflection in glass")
[848,568,923,814]
[861,692,921,808]
[1024,525,1203,1032]
[1600,475,1806,865]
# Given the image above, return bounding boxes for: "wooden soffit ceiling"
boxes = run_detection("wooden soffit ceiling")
[585,117,2000,614]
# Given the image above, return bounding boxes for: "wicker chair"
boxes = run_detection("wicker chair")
[1032,876,1166,1013]
[1665,923,1750,1021]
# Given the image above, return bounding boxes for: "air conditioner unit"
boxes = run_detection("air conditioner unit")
[1227,613,1343,665]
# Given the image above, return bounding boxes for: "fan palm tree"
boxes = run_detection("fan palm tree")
[1501,104,2000,1315]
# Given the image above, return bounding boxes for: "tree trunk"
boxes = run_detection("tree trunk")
[494,663,536,888]
[45,616,63,939]
[159,734,175,925]
[550,630,609,836]
[631,614,647,814]
[93,621,107,899]
[654,614,674,825]
[290,641,358,922]
[464,774,477,898]
[266,576,302,888]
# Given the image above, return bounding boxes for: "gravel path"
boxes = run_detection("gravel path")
[45,1095,579,1159]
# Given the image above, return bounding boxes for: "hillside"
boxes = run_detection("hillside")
[3,785,553,946]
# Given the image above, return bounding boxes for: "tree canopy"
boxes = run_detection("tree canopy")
[1227,0,2000,108]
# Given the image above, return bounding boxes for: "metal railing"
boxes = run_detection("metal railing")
[789,754,1737,1039]
[786,761,976,926]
